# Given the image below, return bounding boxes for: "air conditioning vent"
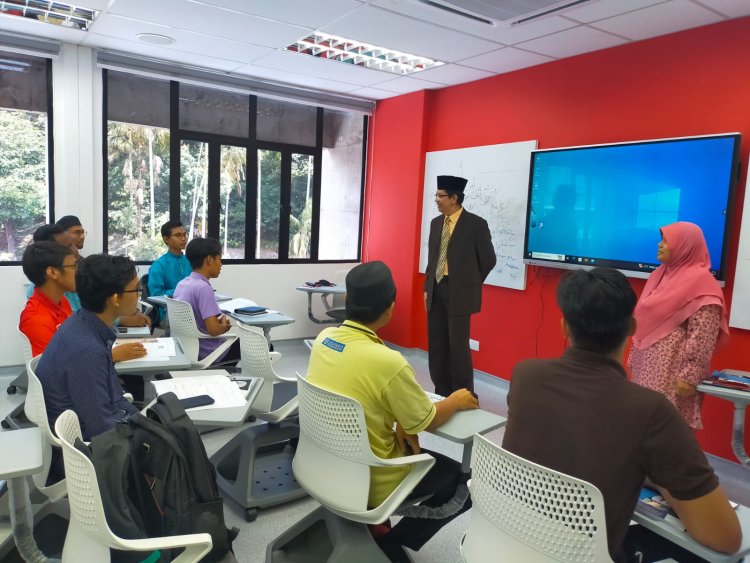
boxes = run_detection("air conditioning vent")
[418,0,592,26]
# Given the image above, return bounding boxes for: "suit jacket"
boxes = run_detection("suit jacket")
[424,209,496,315]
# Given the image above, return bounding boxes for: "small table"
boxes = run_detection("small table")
[115,337,192,402]
[632,504,750,563]
[431,409,507,472]
[0,427,47,561]
[697,379,750,467]
[229,311,295,345]
[296,285,346,324]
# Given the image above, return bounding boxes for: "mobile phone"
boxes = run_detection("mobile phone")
[179,395,215,409]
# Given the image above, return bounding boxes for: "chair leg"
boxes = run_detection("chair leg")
[266,506,391,563]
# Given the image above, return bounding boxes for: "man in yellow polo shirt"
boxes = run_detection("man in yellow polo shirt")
[307,261,478,563]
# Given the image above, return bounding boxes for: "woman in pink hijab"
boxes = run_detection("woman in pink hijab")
[629,222,729,430]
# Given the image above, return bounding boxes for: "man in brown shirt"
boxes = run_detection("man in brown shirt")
[503,267,741,562]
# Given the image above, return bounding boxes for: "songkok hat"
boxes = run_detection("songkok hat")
[56,215,82,230]
[437,175,468,193]
[346,261,396,310]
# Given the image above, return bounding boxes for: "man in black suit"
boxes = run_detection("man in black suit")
[424,175,496,396]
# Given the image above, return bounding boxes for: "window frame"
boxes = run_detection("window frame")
[0,56,55,266]
[103,71,366,265]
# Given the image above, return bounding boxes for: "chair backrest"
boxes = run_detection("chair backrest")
[25,355,65,496]
[293,376,387,514]
[54,411,113,545]
[331,269,349,309]
[17,327,33,363]
[141,273,151,300]
[165,297,203,361]
[462,434,612,563]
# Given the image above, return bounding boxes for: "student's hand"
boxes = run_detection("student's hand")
[395,423,421,454]
[423,292,428,312]
[112,342,147,363]
[119,312,152,327]
[675,380,697,397]
[448,388,479,411]
[218,314,232,333]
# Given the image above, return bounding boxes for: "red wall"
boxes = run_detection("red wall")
[364,17,750,461]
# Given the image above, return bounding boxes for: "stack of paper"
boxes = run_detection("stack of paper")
[219,298,258,313]
[152,374,248,410]
[114,338,177,363]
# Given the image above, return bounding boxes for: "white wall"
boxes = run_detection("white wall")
[0,45,358,367]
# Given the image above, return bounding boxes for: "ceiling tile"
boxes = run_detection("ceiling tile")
[252,49,394,87]
[106,0,310,48]
[233,63,364,93]
[698,0,750,17]
[371,0,577,44]
[371,75,444,94]
[0,13,88,43]
[187,0,365,28]
[412,63,494,86]
[458,46,555,73]
[82,34,247,72]
[562,0,666,23]
[517,25,628,58]
[90,14,274,64]
[322,5,500,62]
[85,0,114,10]
[589,0,724,41]
[347,86,397,100]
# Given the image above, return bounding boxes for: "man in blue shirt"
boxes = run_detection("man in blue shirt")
[37,254,142,441]
[148,220,191,298]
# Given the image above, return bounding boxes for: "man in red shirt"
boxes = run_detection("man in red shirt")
[19,242,77,356]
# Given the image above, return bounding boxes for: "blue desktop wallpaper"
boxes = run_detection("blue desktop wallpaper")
[526,136,737,274]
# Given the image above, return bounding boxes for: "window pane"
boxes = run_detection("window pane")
[180,140,209,240]
[257,149,280,259]
[319,111,364,260]
[107,123,171,260]
[257,98,316,146]
[179,84,249,138]
[0,109,49,260]
[107,71,170,129]
[220,146,247,259]
[289,153,313,259]
[0,52,48,112]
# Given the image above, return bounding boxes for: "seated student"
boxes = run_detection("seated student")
[55,214,86,253]
[148,220,191,298]
[32,224,82,311]
[306,261,478,563]
[502,267,741,563]
[36,254,143,441]
[173,237,240,365]
[19,242,77,356]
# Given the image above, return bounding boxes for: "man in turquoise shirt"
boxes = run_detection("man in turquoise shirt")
[148,220,191,298]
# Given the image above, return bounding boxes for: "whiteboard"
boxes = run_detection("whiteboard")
[418,140,537,291]
[729,169,750,330]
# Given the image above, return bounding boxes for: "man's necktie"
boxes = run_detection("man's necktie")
[435,217,451,283]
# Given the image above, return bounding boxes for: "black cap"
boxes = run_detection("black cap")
[437,175,468,193]
[56,215,82,230]
[346,261,396,310]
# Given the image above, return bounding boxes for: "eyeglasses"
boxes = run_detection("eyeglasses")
[170,232,188,239]
[434,193,451,199]
[121,285,144,295]
[59,264,78,270]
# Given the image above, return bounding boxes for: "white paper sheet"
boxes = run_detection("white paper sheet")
[152,374,248,410]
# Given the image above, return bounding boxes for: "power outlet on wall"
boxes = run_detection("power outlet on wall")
[469,339,479,352]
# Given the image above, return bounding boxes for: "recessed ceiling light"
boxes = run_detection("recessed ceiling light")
[137,33,176,46]
[285,32,444,76]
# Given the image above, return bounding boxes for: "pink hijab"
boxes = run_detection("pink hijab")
[632,222,728,350]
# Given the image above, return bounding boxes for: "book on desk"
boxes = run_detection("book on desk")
[702,370,750,392]
[636,486,739,531]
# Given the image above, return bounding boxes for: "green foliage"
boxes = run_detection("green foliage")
[0,110,48,258]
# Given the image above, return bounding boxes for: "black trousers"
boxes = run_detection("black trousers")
[427,277,474,395]
[386,449,471,551]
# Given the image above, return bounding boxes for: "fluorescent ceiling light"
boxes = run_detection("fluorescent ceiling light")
[285,31,445,76]
[0,0,99,31]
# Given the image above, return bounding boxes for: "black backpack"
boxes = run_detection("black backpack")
[85,392,237,562]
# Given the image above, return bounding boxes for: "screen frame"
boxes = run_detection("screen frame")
[522,132,742,285]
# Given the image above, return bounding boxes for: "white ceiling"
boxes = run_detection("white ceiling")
[1,0,749,102]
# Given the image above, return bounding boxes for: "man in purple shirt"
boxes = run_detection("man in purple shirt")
[173,237,240,365]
